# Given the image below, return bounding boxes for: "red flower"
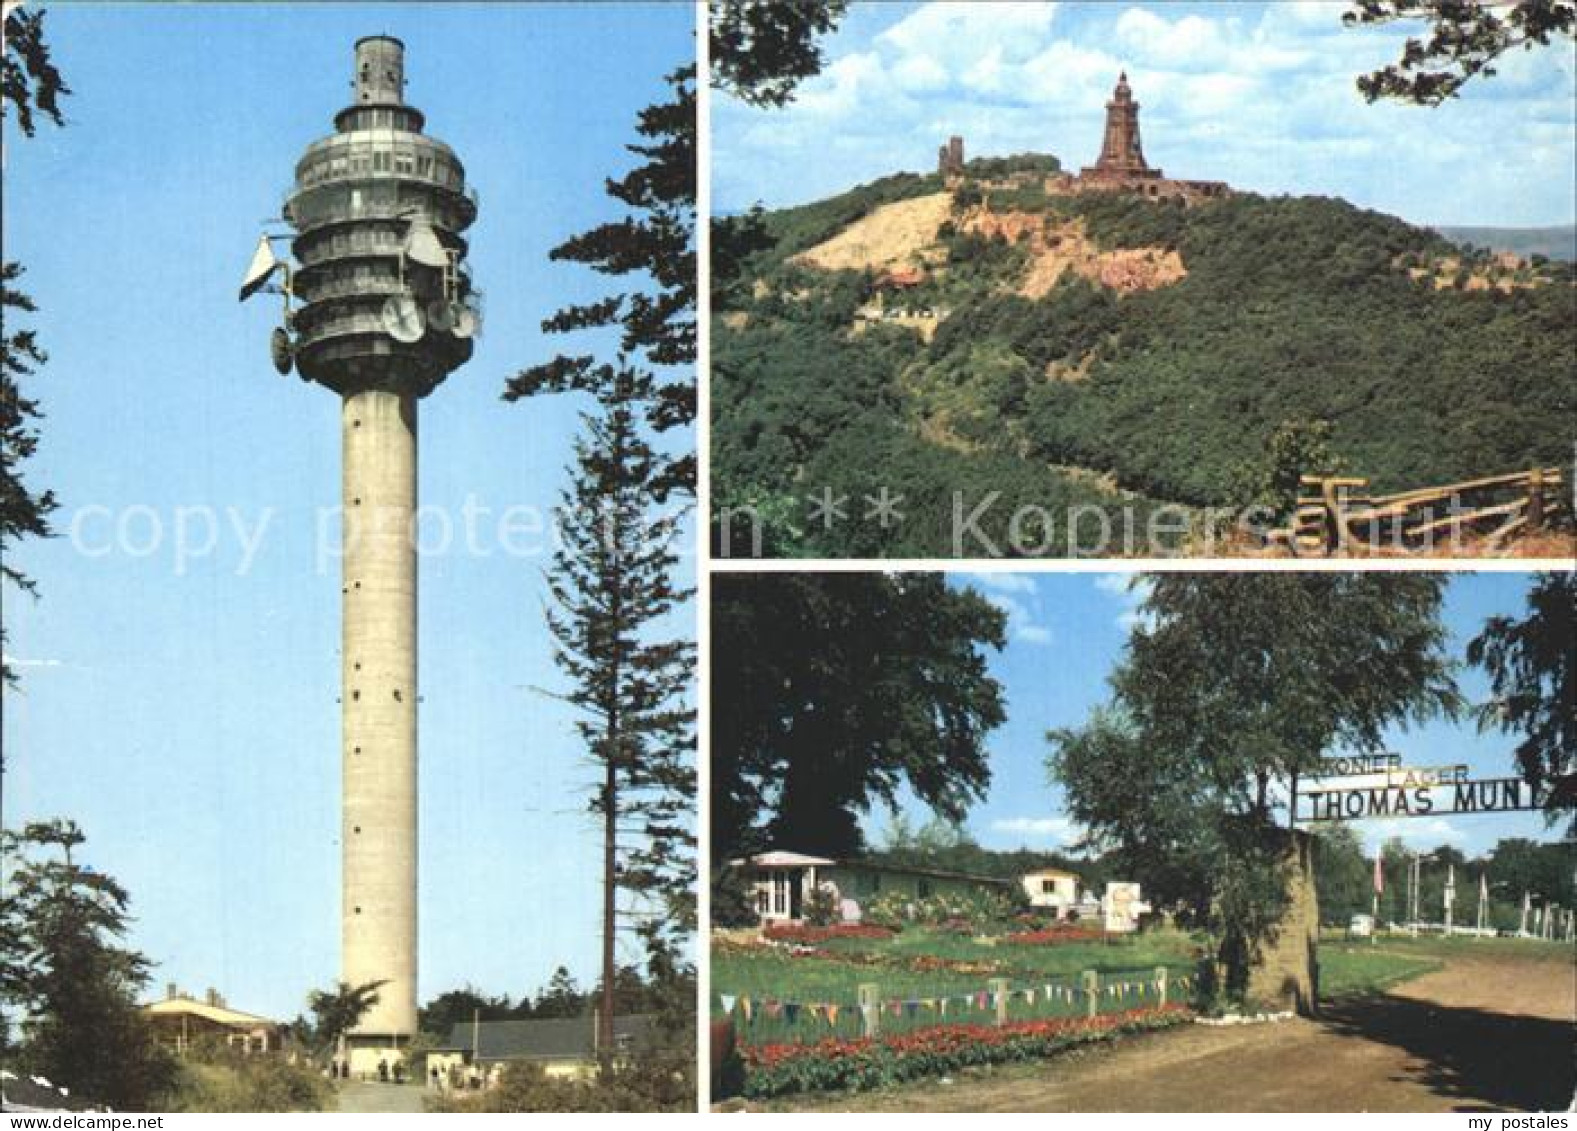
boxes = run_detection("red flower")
[763,923,896,944]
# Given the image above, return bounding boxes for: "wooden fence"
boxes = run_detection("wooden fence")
[1272,467,1568,555]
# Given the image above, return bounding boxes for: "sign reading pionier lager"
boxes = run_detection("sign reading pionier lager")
[1297,753,1543,822]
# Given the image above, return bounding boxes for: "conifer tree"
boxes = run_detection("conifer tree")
[0,820,175,1108]
[3,7,70,695]
[543,360,694,1076]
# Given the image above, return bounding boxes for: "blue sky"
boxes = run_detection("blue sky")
[714,1,1577,226]
[857,572,1570,861]
[2,3,695,1021]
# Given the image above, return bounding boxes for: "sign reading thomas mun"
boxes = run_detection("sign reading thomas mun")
[1298,753,1543,822]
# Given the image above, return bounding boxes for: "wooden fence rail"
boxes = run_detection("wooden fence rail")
[1274,466,1568,555]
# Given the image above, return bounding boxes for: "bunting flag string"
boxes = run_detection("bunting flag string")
[719,971,1187,1028]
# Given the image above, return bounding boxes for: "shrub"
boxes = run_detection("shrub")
[159,1054,330,1113]
[434,1054,694,1113]
[864,889,1019,932]
[739,1005,1191,1097]
[802,883,840,928]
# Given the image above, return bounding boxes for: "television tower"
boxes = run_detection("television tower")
[244,35,480,1070]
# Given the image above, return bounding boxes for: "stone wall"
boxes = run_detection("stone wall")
[1243,829,1321,1015]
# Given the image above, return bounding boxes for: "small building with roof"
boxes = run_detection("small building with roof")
[732,850,1016,924]
[142,985,286,1055]
[1019,866,1083,913]
[426,1014,656,1082]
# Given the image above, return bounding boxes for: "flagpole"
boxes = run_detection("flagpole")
[1371,851,1382,945]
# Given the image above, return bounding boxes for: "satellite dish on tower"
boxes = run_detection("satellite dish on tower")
[426,299,455,333]
[381,294,426,343]
[270,327,295,375]
[402,219,448,270]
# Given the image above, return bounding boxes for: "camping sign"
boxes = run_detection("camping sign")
[1294,753,1543,822]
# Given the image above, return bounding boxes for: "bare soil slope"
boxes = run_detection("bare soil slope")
[791,193,953,273]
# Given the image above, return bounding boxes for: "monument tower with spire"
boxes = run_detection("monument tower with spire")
[1083,71,1162,182]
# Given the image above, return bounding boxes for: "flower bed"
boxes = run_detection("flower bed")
[763,923,896,944]
[739,1004,1191,1097]
[1002,925,1104,945]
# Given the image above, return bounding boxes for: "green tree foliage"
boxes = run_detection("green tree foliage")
[0,262,57,690]
[2,9,70,691]
[1486,837,1576,912]
[505,67,696,499]
[869,815,1102,888]
[711,573,1007,859]
[531,966,585,1020]
[437,1052,694,1113]
[418,987,515,1036]
[300,979,384,1058]
[1021,193,1576,504]
[1228,418,1343,522]
[2,7,69,137]
[1468,572,1577,830]
[1311,823,1373,925]
[544,360,695,1073]
[710,0,849,108]
[0,820,176,1108]
[1344,0,1576,105]
[1049,574,1458,1000]
[713,180,1576,556]
[161,1052,330,1113]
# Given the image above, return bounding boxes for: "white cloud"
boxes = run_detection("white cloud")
[878,1,1061,66]
[992,815,1083,846]
[2,653,62,669]
[1115,8,1229,71]
[1359,818,1470,854]
[967,572,1037,595]
[973,580,1053,645]
[716,0,1576,227]
[1018,624,1054,646]
[1094,573,1154,633]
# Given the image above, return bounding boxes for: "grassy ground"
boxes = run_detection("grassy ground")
[714,926,1500,1047]
[715,928,1201,1003]
[714,928,1201,1045]
[1318,930,1574,999]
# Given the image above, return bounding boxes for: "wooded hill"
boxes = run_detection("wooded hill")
[712,157,1577,557]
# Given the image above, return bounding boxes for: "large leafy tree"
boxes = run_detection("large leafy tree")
[543,360,694,1075]
[1468,572,1577,831]
[1345,1,1576,105]
[711,573,1007,859]
[2,6,70,693]
[0,820,176,1108]
[1050,574,1458,1000]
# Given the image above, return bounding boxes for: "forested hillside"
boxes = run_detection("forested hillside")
[712,158,1576,557]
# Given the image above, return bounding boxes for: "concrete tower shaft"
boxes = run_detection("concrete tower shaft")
[271,36,479,1070]
[340,388,419,1041]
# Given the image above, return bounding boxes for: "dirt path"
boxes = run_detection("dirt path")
[336,1081,428,1113]
[764,950,1576,1113]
